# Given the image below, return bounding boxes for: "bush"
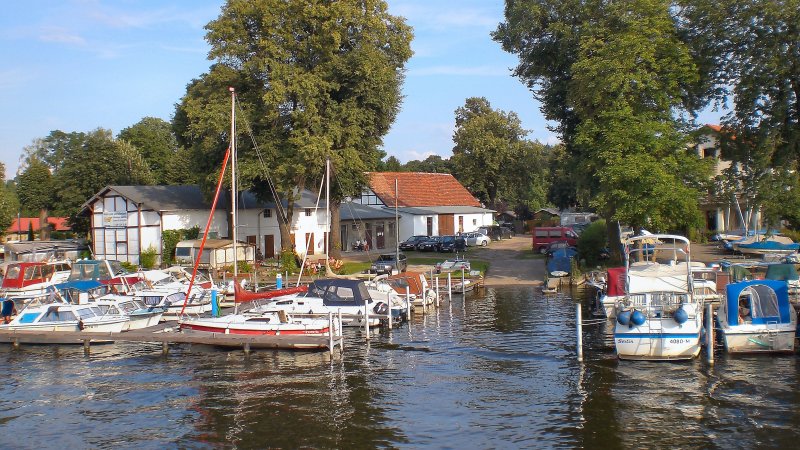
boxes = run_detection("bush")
[577,219,607,267]
[120,261,138,272]
[280,249,299,274]
[139,246,158,269]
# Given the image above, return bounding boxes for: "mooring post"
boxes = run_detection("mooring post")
[364,303,371,341]
[434,275,440,308]
[461,270,466,297]
[328,312,335,355]
[338,308,344,351]
[12,338,19,349]
[576,303,584,362]
[387,291,393,330]
[447,273,452,301]
[243,342,251,355]
[706,302,714,364]
[162,341,169,356]
[405,286,412,316]
[83,339,91,355]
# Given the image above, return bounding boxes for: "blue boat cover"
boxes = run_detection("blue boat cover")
[54,280,105,292]
[725,279,790,325]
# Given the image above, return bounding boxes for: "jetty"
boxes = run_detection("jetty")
[0,321,343,355]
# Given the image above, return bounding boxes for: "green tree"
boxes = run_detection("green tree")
[496,0,710,258]
[403,155,452,173]
[174,0,413,258]
[678,1,800,227]
[452,97,532,209]
[0,163,19,234]
[52,129,155,230]
[16,157,54,216]
[380,155,404,172]
[119,117,181,184]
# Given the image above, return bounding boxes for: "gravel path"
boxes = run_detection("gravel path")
[470,235,545,286]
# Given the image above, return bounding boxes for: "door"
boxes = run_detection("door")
[264,234,275,259]
[426,217,433,236]
[340,225,348,252]
[376,224,385,249]
[365,227,373,251]
[439,214,455,235]
[306,233,315,255]
[458,216,464,233]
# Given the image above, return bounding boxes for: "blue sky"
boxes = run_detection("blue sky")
[0,1,719,180]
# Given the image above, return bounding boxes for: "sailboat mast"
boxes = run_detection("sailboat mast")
[395,177,399,264]
[230,87,238,286]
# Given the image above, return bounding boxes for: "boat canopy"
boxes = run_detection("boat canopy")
[627,262,691,294]
[387,272,426,295]
[764,264,799,281]
[306,279,373,305]
[606,267,626,296]
[724,280,791,326]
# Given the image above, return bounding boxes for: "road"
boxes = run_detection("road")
[471,235,545,286]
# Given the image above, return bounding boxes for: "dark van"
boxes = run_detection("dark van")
[532,227,579,253]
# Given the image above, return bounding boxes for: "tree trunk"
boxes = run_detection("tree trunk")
[329,200,342,259]
[605,217,622,264]
[279,192,296,252]
[39,209,50,241]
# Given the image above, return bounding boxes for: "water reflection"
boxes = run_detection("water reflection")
[0,287,799,448]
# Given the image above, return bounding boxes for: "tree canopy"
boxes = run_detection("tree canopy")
[118,117,183,184]
[174,0,413,254]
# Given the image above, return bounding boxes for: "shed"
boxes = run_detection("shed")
[174,239,255,271]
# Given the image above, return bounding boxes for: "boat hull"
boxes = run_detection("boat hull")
[125,311,164,330]
[720,327,796,353]
[614,313,703,360]
[180,314,331,336]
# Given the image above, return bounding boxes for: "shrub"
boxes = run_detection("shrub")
[120,261,138,272]
[280,249,299,274]
[139,246,158,269]
[577,219,607,267]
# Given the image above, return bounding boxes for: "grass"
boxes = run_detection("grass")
[338,261,372,275]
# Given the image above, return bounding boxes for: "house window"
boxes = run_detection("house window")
[473,219,477,226]
[305,208,312,217]
[264,209,272,218]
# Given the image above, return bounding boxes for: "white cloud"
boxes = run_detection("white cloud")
[38,28,86,45]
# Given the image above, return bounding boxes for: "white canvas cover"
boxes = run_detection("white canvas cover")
[627,262,690,294]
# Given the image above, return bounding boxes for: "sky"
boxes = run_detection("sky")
[0,1,720,181]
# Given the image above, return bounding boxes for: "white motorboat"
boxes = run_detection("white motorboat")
[384,272,437,311]
[246,279,387,327]
[180,310,336,336]
[717,280,797,353]
[614,235,703,360]
[0,260,72,296]
[1,292,128,333]
[90,294,164,330]
[134,287,212,320]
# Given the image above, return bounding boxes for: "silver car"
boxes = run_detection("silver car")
[463,232,490,247]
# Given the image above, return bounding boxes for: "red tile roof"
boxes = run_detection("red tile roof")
[6,217,71,233]
[367,172,481,207]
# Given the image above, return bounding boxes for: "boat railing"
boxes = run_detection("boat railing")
[624,292,690,315]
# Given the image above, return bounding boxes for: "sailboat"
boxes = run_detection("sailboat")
[179,88,335,336]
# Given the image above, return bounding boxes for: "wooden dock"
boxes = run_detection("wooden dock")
[0,322,343,355]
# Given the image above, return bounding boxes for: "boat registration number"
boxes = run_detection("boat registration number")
[617,339,635,344]
[668,339,692,344]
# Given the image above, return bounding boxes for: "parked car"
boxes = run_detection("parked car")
[463,232,490,247]
[479,225,515,241]
[370,253,408,275]
[399,235,429,251]
[438,235,466,253]
[532,226,579,253]
[416,236,443,252]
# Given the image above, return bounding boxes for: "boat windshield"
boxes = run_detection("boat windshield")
[743,285,780,319]
[41,307,77,322]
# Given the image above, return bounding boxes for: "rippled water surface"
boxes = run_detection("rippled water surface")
[1,287,799,449]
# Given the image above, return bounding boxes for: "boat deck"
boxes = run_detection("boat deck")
[0,321,342,353]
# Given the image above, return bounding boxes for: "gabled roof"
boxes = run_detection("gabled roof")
[340,202,397,221]
[367,172,481,208]
[81,185,325,213]
[6,217,71,233]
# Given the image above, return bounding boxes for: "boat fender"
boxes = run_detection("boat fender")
[630,310,646,327]
[673,307,688,325]
[617,310,632,326]
[373,302,389,315]
[77,319,85,331]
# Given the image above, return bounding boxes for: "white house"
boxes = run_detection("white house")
[352,172,494,243]
[81,185,329,266]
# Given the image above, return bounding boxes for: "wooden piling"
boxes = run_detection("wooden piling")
[706,302,714,364]
[576,303,583,362]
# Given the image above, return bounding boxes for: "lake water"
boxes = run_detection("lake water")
[1,287,799,449]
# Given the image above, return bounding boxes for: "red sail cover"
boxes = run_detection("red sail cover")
[233,281,307,303]
[606,267,626,296]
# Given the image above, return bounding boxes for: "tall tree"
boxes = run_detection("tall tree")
[496,0,710,258]
[119,117,181,184]
[451,97,533,209]
[175,0,413,257]
[51,129,155,230]
[678,0,800,227]
[403,155,453,173]
[16,157,54,217]
[0,163,18,234]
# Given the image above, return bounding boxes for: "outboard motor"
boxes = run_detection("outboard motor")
[373,302,389,315]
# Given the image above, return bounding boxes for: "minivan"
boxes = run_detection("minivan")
[532,227,579,253]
